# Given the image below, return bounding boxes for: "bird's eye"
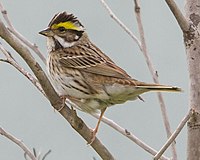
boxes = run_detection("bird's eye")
[58,27,65,32]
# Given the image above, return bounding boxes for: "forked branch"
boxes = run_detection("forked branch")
[0,1,189,159]
[0,43,45,97]
[0,2,46,64]
[133,0,177,159]
[0,18,114,160]
[100,0,142,50]
[0,127,37,160]
[92,113,169,160]
[165,0,189,31]
[154,109,193,160]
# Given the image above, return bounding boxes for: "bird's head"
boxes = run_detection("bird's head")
[39,11,85,51]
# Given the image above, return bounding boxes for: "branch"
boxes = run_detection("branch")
[100,0,142,50]
[0,43,46,97]
[165,0,189,31]
[24,148,51,160]
[2,3,159,159]
[0,127,37,160]
[41,149,51,160]
[0,2,46,64]
[184,1,200,159]
[0,18,115,160]
[154,109,193,160]
[92,113,169,160]
[133,1,177,159]
[65,97,169,160]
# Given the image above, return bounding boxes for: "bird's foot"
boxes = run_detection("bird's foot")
[56,95,67,112]
[87,129,97,145]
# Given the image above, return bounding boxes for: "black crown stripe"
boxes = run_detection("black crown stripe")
[48,11,83,28]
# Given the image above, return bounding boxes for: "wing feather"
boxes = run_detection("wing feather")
[59,44,131,79]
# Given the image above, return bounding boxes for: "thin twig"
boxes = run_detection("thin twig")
[100,0,142,50]
[165,0,189,31]
[133,1,177,159]
[0,2,46,64]
[0,58,8,62]
[42,150,51,160]
[0,18,115,160]
[64,99,169,160]
[24,148,51,160]
[91,113,169,160]
[0,43,46,97]
[154,109,193,160]
[0,127,37,160]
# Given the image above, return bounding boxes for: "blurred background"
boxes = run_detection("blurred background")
[0,0,188,159]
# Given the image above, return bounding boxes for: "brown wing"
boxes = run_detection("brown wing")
[59,43,131,79]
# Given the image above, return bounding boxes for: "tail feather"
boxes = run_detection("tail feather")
[135,85,182,92]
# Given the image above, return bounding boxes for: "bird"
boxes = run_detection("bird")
[39,11,181,143]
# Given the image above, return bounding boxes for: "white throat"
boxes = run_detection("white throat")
[46,37,55,52]
[46,36,75,52]
[54,35,75,48]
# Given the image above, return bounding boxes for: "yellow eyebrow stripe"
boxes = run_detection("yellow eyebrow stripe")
[51,22,80,30]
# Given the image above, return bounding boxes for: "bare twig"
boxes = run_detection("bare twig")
[67,91,170,160]
[0,2,46,64]
[133,0,159,82]
[0,18,160,159]
[42,150,51,160]
[0,18,115,160]
[0,127,37,160]
[0,43,46,97]
[0,1,186,159]
[133,0,177,159]
[165,0,189,31]
[92,113,169,160]
[154,109,193,160]
[64,99,169,160]
[24,148,51,160]
[100,0,142,50]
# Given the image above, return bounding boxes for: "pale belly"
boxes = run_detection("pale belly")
[49,73,92,98]
[50,75,140,112]
[47,61,141,112]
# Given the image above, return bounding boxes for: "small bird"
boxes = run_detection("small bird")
[39,11,181,143]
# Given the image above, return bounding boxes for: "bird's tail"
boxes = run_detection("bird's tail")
[135,84,182,92]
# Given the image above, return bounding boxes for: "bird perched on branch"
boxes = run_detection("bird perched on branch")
[39,11,181,144]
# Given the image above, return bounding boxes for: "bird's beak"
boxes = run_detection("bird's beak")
[39,28,54,37]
